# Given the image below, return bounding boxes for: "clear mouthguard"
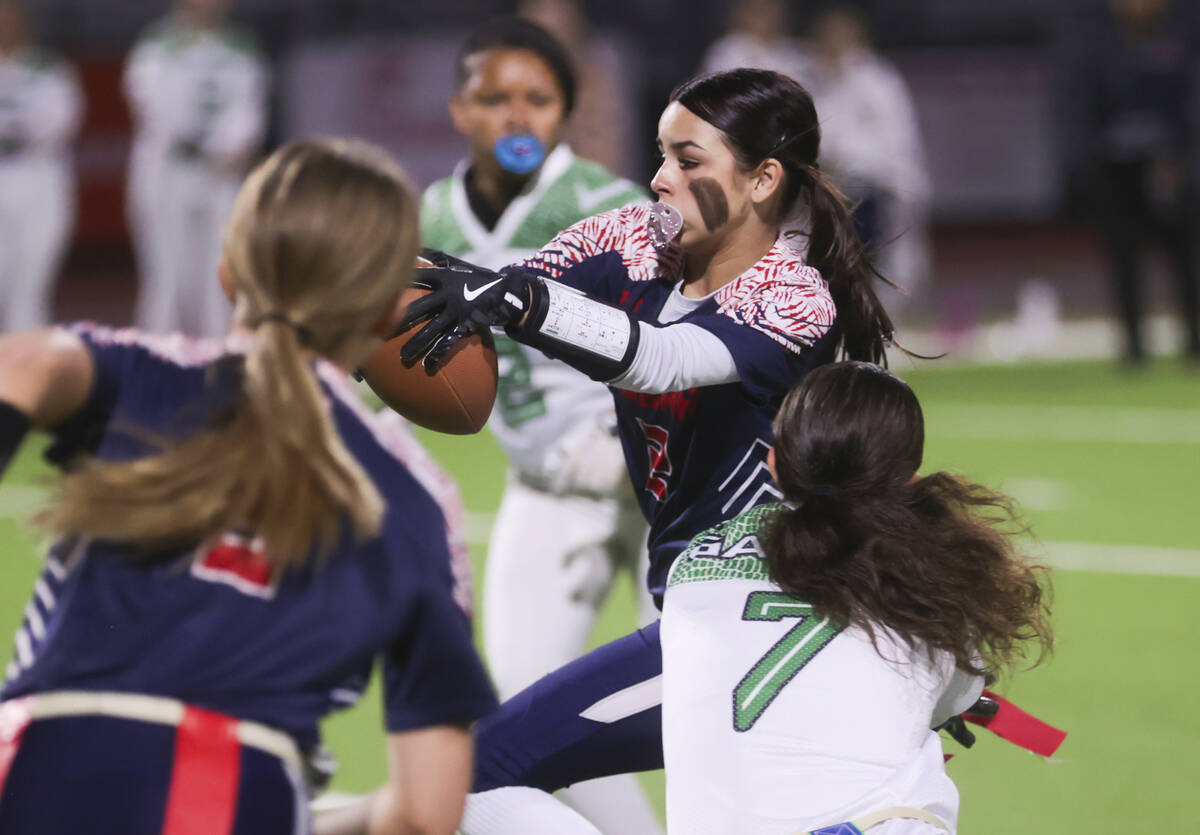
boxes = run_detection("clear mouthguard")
[648,202,683,251]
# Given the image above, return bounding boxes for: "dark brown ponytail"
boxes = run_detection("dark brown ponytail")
[764,363,1053,676]
[801,165,895,363]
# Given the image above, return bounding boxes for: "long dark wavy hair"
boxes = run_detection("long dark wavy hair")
[672,68,895,365]
[763,362,1053,675]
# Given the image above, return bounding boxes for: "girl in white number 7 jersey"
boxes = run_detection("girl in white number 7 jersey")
[661,361,1054,835]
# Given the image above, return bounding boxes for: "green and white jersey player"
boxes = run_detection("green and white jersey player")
[123,0,268,339]
[660,363,1054,835]
[422,144,645,471]
[0,0,82,332]
[421,17,662,835]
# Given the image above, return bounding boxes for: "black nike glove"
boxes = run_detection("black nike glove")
[397,249,532,371]
[936,695,1000,749]
[936,715,977,749]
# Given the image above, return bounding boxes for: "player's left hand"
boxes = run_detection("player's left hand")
[397,249,532,371]
[935,714,976,749]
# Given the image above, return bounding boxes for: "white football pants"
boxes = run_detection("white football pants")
[128,151,237,339]
[0,159,73,332]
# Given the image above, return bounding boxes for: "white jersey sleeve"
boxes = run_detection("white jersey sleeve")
[612,321,739,393]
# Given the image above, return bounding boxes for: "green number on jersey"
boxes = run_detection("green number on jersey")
[732,591,841,732]
[494,334,547,426]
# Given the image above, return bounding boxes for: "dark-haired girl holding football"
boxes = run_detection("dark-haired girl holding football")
[406,67,896,833]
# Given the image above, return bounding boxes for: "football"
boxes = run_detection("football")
[360,285,498,434]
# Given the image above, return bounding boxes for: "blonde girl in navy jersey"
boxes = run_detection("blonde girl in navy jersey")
[0,139,496,835]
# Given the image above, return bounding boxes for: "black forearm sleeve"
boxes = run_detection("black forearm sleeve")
[0,400,31,479]
[506,276,641,383]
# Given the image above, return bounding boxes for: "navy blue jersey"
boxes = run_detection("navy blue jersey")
[517,204,838,597]
[1,325,497,750]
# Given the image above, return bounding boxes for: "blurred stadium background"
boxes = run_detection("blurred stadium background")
[2,0,1199,832]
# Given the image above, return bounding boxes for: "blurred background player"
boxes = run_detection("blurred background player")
[0,0,82,332]
[703,1,932,323]
[699,0,805,78]
[660,362,1054,834]
[792,4,932,322]
[516,0,639,178]
[1069,0,1199,364]
[0,139,496,835]
[124,0,268,339]
[419,17,663,834]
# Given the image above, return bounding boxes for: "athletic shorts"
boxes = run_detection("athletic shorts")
[0,692,308,835]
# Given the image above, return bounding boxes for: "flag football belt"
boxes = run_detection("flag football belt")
[804,805,949,834]
[963,688,1067,758]
[0,690,303,835]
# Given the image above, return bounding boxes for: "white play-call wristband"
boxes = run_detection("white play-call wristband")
[537,280,632,362]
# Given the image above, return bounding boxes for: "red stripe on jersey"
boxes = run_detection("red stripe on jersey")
[203,539,273,587]
[0,697,33,802]
[192,536,277,599]
[160,707,242,835]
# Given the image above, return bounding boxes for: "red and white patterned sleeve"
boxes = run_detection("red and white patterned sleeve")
[713,249,836,354]
[516,204,678,291]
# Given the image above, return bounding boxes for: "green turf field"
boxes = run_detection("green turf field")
[2,359,1198,832]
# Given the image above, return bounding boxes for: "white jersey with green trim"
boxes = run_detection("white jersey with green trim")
[0,47,81,163]
[660,503,982,835]
[420,144,646,480]
[124,18,268,169]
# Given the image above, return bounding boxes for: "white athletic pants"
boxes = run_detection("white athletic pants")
[129,150,237,339]
[0,159,73,332]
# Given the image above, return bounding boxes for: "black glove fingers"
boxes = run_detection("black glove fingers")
[418,247,453,268]
[400,311,456,367]
[423,321,478,371]
[396,293,444,333]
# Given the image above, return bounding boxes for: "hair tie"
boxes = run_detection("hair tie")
[252,311,313,346]
[803,483,840,500]
[766,133,800,160]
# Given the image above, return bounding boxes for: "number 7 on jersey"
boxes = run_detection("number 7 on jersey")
[733,592,841,732]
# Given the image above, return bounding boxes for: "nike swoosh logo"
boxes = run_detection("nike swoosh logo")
[575,180,636,212]
[463,277,504,301]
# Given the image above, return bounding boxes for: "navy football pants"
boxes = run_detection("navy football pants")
[474,620,664,792]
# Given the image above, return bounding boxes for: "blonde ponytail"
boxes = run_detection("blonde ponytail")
[42,140,418,570]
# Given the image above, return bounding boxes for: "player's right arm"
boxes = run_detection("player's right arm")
[0,330,94,476]
[314,724,473,835]
[325,518,497,835]
[373,724,474,834]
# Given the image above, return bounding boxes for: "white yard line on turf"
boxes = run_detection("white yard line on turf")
[1037,541,1200,578]
[1001,477,1077,512]
[7,495,1195,578]
[929,404,1200,445]
[465,512,1200,577]
[0,485,47,518]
